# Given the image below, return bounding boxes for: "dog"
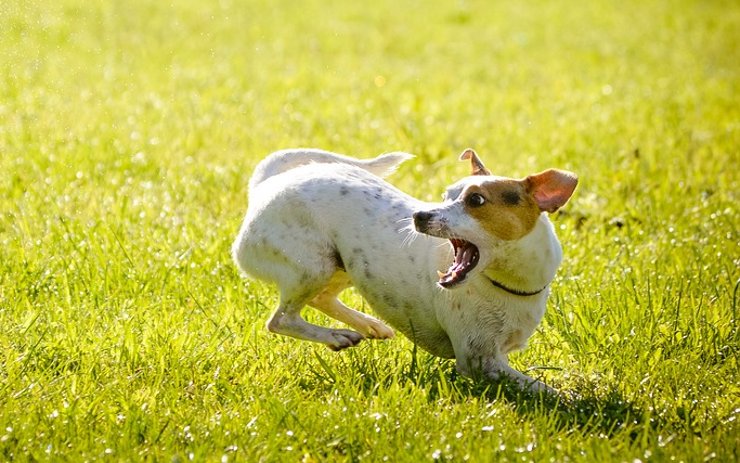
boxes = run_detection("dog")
[232,148,577,393]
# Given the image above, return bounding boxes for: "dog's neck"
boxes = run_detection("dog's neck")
[482,215,563,295]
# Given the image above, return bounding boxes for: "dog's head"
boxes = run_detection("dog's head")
[413,149,578,288]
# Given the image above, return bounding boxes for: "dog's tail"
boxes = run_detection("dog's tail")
[248,148,414,192]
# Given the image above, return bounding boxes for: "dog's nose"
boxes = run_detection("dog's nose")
[412,210,433,228]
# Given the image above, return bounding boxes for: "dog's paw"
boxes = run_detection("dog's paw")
[362,320,395,340]
[528,379,558,397]
[327,329,365,351]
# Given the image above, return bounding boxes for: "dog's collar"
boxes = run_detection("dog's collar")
[487,277,548,297]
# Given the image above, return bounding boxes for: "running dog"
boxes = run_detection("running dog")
[232,148,577,393]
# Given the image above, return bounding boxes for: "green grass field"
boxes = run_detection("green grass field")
[1,0,738,461]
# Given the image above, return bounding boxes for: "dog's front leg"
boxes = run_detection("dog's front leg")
[457,357,556,396]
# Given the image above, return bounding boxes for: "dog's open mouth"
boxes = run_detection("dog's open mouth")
[438,239,480,288]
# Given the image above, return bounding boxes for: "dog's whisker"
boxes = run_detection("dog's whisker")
[399,229,420,248]
[396,217,422,248]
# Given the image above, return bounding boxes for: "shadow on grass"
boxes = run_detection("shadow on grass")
[312,346,653,439]
[308,345,654,438]
[451,373,652,439]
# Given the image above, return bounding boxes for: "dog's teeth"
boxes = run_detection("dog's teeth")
[437,270,446,278]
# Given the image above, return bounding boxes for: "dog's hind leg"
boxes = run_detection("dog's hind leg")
[266,266,372,350]
[267,287,366,351]
[310,272,395,340]
[242,218,378,350]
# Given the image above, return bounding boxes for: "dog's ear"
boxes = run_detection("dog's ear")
[459,149,491,176]
[524,169,578,213]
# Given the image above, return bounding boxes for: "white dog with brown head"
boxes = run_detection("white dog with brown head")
[232,148,577,393]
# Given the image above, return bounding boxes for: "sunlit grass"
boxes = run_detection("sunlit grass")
[1,0,738,460]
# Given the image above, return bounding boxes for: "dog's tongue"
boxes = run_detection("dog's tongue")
[438,239,480,288]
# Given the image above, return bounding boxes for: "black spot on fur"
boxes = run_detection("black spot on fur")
[339,186,349,196]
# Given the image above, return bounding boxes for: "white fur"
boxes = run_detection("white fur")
[233,149,570,394]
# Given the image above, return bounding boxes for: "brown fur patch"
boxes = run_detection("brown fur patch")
[463,180,541,241]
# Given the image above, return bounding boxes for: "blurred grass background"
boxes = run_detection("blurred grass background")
[1,0,738,461]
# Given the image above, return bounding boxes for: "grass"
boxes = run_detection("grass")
[1,0,738,460]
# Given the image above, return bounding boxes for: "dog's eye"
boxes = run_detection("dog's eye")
[466,193,486,207]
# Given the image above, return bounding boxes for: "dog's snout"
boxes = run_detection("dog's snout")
[413,210,432,223]
[413,210,434,229]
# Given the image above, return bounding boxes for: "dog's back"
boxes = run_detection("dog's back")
[247,148,413,193]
